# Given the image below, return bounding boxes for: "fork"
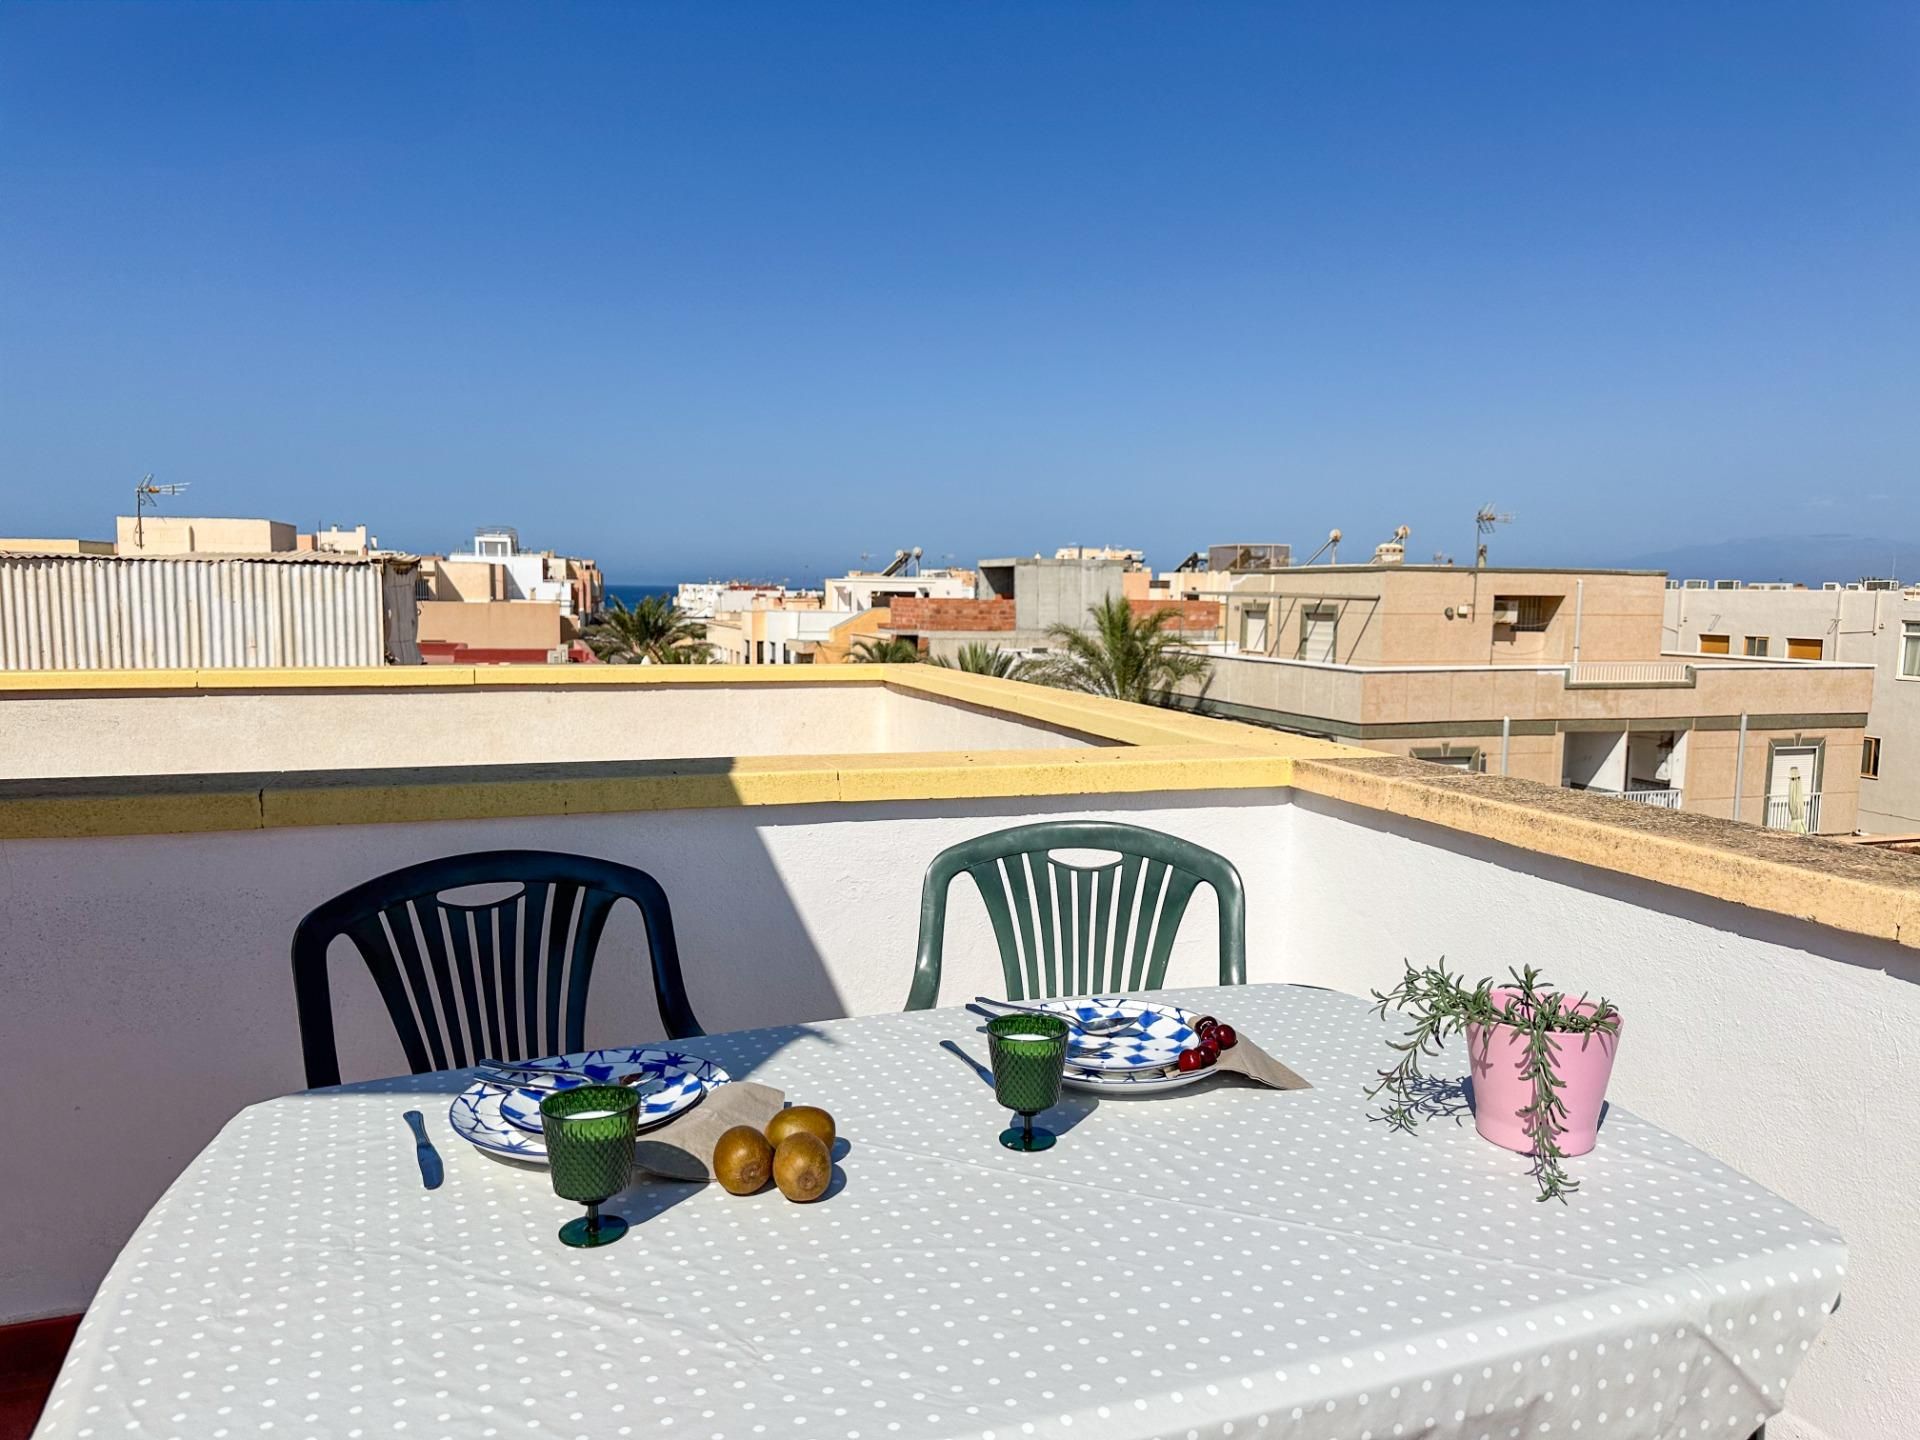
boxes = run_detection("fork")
[972,996,1143,1036]
[472,1059,645,1089]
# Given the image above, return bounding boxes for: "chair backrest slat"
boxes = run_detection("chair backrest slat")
[515,886,546,1061]
[293,851,704,1089]
[542,882,579,1055]
[469,906,504,1063]
[1143,869,1203,991]
[907,821,1248,1011]
[441,907,489,1070]
[380,902,450,1072]
[566,891,616,1057]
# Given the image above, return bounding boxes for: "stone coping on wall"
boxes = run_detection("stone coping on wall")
[1288,755,1920,951]
[2,665,1916,950]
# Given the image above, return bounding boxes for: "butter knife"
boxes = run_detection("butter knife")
[403,1109,444,1190]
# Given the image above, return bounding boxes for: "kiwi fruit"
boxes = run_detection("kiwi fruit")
[712,1125,774,1195]
[771,1131,831,1203]
[765,1105,836,1152]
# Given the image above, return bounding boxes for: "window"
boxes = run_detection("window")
[1743,636,1770,657]
[1698,633,1730,655]
[1902,623,1920,678]
[1413,748,1480,771]
[1862,736,1881,779]
[1787,637,1823,661]
[1298,604,1338,663]
[1494,595,1559,633]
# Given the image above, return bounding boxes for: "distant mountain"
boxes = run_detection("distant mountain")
[1610,534,1916,587]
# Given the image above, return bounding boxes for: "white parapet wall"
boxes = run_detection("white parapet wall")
[1,739,1916,1435]
[0,790,1282,1325]
[0,680,1103,778]
[1282,790,1920,1440]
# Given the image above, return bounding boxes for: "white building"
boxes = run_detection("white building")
[824,567,974,614]
[675,582,727,619]
[1666,581,1920,833]
[447,528,575,615]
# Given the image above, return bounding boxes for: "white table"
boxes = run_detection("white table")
[37,985,1843,1440]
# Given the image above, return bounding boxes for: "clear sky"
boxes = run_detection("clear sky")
[3,2,1915,582]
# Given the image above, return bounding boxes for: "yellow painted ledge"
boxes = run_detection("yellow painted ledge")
[0,746,1296,840]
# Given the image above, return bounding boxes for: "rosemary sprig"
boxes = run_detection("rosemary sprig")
[1368,959,1620,1203]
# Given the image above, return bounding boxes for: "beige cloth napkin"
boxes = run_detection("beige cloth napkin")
[631,1080,786,1181]
[1213,1035,1312,1090]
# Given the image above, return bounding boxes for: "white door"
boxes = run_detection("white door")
[1241,606,1269,654]
[1768,747,1819,832]
[1300,605,1338,662]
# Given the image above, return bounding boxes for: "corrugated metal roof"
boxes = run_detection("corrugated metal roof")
[0,552,410,669]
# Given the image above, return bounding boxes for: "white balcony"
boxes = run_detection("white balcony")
[1765,791,1823,833]
[1618,785,1683,808]
[1,667,1916,1438]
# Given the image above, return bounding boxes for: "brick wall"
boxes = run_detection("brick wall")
[1130,598,1222,632]
[887,597,1016,632]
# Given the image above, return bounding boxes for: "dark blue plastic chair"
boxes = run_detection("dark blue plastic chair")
[293,849,702,1088]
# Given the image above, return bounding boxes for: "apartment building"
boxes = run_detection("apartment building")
[1174,563,1873,834]
[881,552,1220,658]
[113,513,297,554]
[704,589,838,665]
[418,528,603,663]
[1666,582,1920,834]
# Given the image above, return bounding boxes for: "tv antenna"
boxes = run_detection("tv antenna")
[1473,505,1513,568]
[133,474,190,550]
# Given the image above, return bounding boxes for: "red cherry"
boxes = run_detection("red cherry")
[1211,1024,1238,1050]
[1197,1041,1220,1067]
[1194,1015,1219,1034]
[1176,1046,1207,1072]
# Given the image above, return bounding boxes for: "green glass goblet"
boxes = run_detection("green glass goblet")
[986,1012,1069,1152]
[540,1084,639,1248]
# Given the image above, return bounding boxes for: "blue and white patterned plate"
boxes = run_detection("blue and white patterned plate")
[1061,1060,1212,1095]
[448,1048,731,1165]
[1040,997,1200,1073]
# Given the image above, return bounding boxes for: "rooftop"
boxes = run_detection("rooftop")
[2,665,1916,1436]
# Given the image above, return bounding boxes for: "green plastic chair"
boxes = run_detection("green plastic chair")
[906,820,1246,1009]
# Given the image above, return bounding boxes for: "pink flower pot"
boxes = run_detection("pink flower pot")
[1466,989,1621,1157]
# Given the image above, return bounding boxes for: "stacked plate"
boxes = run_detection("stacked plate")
[1036,998,1213,1094]
[449,1046,731,1164]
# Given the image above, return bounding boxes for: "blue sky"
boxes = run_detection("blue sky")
[3,2,1915,582]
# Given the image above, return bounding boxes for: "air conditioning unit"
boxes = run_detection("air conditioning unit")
[1490,601,1519,624]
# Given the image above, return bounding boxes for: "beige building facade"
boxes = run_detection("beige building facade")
[1177,565,1873,834]
[1666,583,1920,834]
[114,514,297,555]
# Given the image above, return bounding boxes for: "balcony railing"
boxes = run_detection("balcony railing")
[1764,792,1822,833]
[1565,783,1683,809]
[1566,659,1695,686]
[1620,786,1682,809]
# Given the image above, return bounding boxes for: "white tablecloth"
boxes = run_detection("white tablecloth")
[37,984,1843,1440]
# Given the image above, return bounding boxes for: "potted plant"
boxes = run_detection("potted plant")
[1367,960,1622,1202]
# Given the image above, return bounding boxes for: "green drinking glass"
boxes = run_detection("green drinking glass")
[540,1084,639,1248]
[986,1012,1069,1152]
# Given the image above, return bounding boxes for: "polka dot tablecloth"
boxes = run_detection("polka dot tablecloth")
[36,984,1843,1440]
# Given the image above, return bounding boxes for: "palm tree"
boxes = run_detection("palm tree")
[1022,596,1210,705]
[585,595,713,664]
[932,642,1036,679]
[850,636,922,664]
